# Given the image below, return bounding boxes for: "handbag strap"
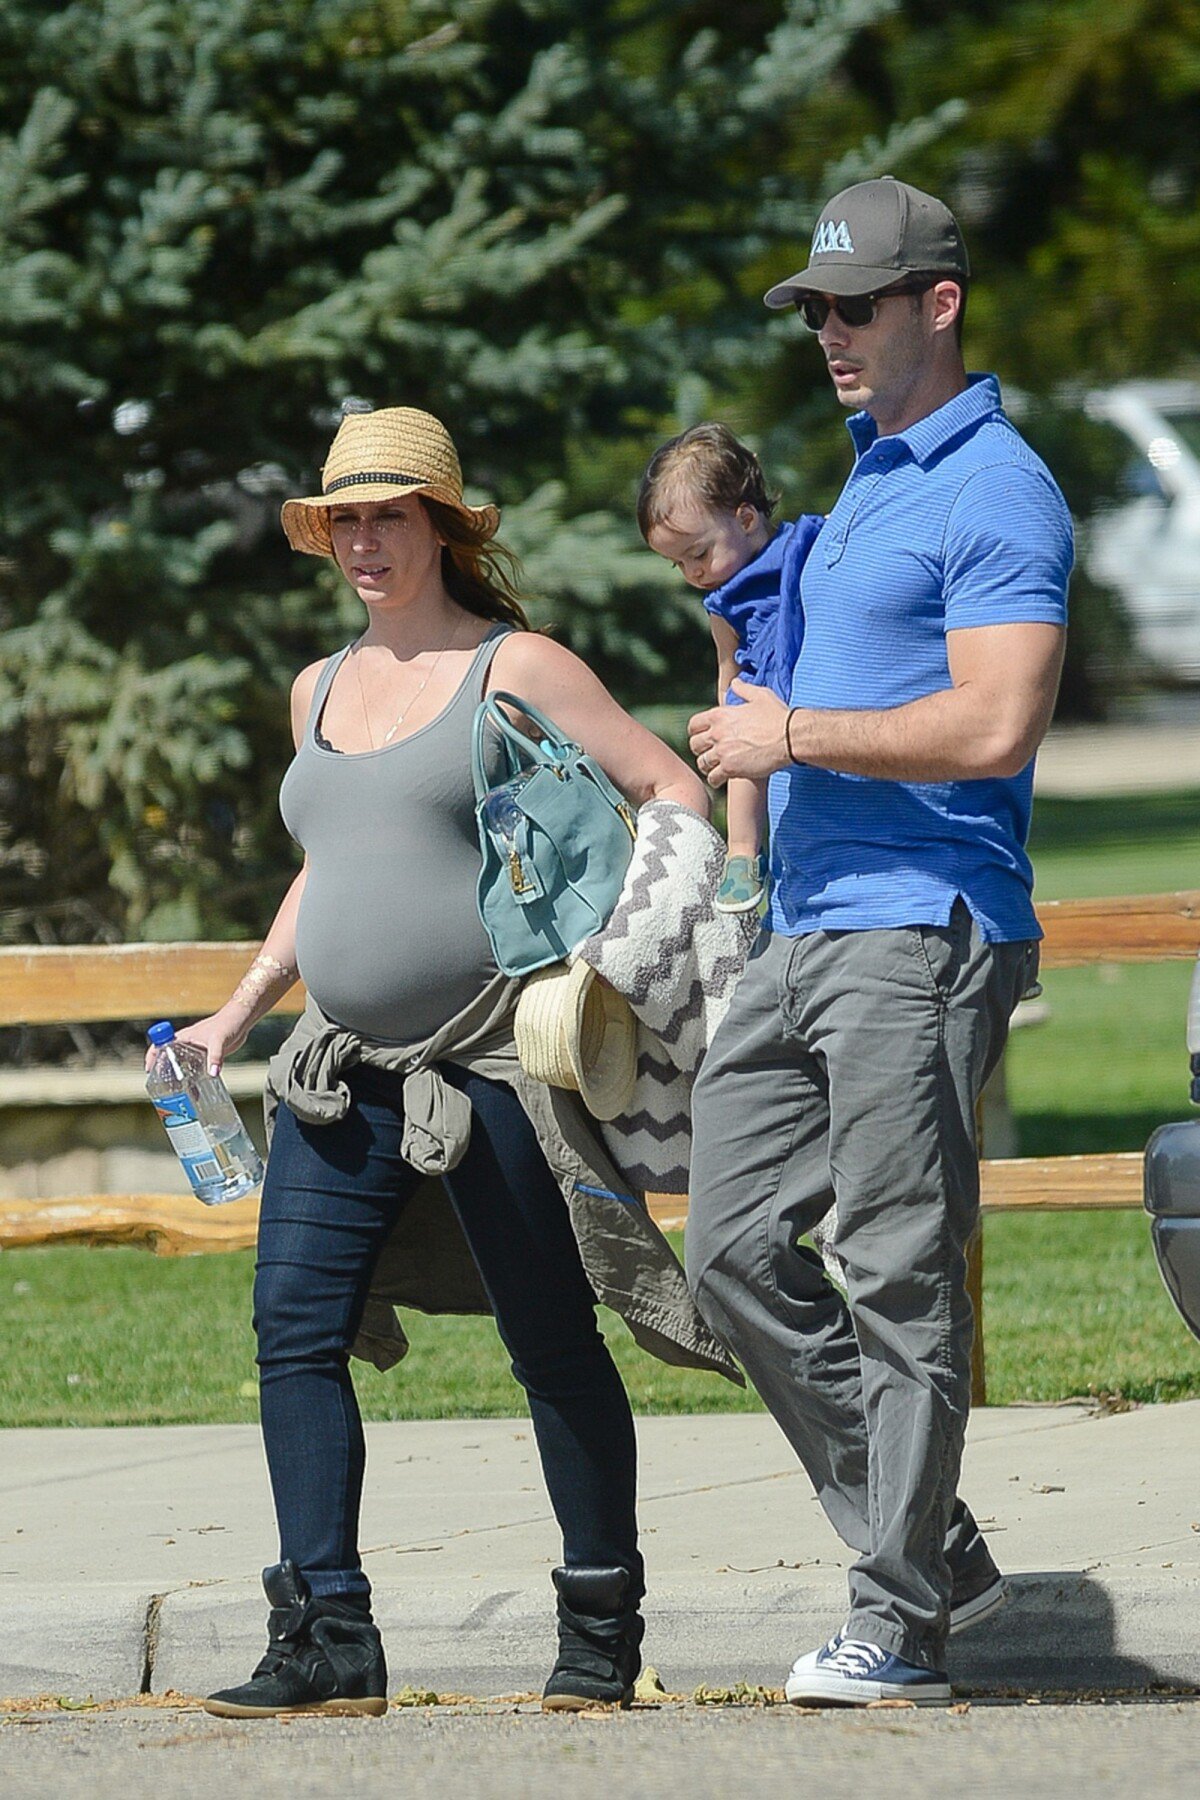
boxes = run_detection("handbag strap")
[473,690,589,796]
[472,690,635,821]
[483,687,570,752]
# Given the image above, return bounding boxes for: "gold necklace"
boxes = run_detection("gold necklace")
[352,616,462,749]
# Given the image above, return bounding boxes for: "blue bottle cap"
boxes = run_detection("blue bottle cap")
[147,1021,176,1046]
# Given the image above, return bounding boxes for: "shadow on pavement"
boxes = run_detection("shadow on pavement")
[949,1571,1196,1695]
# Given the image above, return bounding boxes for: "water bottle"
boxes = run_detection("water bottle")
[145,1021,265,1205]
[481,770,544,903]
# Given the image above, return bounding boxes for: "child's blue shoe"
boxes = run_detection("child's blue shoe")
[715,853,766,914]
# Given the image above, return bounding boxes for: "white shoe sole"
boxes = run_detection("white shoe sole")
[714,893,766,914]
[785,1670,951,1707]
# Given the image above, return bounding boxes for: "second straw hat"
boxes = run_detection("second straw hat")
[514,959,638,1123]
[281,406,500,556]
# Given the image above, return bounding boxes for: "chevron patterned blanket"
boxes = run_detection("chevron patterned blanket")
[577,799,759,1194]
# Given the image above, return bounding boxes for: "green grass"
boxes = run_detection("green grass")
[1007,959,1193,1157]
[1010,789,1197,1158]
[1027,790,1198,900]
[4,1211,1197,1427]
[0,1239,761,1430]
[3,789,1198,1426]
[981,1212,1199,1408]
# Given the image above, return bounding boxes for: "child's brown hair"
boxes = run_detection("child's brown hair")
[637,422,778,539]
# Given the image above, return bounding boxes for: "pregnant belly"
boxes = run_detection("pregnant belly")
[295,879,498,1042]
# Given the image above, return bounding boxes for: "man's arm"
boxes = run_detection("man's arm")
[689,621,1065,785]
[690,460,1071,787]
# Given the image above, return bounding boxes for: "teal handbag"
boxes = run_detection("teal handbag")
[471,690,637,977]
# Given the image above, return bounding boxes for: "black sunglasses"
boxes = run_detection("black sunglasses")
[795,280,934,332]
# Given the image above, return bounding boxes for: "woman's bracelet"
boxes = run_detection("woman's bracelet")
[231,951,295,1013]
[785,707,803,765]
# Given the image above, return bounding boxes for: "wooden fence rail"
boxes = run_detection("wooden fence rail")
[0,941,305,1027]
[2,891,1197,1403]
[1,888,1197,1030]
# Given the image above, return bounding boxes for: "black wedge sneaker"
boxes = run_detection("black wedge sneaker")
[204,1560,388,1718]
[541,1565,645,1712]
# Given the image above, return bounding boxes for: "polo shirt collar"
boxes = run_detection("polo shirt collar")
[847,373,1003,467]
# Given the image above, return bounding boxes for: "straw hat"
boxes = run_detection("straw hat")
[281,406,500,556]
[514,959,638,1123]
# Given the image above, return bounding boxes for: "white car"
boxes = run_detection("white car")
[1083,380,1200,680]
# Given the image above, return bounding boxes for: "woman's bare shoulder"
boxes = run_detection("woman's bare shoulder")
[289,658,329,747]
[291,658,329,710]
[489,628,591,695]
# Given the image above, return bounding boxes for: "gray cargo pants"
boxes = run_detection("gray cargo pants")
[686,901,1035,1668]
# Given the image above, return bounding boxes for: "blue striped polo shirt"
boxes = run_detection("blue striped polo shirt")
[767,374,1073,942]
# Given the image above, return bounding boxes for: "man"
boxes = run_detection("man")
[685,176,1072,1705]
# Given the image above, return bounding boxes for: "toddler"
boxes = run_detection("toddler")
[637,422,819,912]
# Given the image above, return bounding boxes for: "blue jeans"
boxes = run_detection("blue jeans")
[254,1063,642,1603]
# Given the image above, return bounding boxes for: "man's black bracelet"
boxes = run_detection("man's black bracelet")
[785,707,802,765]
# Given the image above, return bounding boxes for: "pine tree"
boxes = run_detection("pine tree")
[0,0,932,944]
[775,0,1200,710]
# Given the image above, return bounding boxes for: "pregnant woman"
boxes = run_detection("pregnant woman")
[169,406,723,1717]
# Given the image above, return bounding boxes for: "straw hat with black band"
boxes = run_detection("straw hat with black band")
[281,406,500,556]
[514,959,638,1124]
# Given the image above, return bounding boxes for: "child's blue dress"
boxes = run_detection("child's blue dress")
[702,515,824,702]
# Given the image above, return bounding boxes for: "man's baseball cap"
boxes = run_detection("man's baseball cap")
[763,176,969,307]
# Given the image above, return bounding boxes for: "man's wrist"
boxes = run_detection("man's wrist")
[784,707,803,766]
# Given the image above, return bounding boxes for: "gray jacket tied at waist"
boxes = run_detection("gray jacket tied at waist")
[265,977,740,1385]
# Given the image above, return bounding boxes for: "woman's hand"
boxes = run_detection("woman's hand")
[143,1002,253,1077]
[144,852,305,1078]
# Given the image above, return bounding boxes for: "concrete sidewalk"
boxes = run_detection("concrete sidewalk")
[3,1402,1197,1702]
[1034,721,1200,795]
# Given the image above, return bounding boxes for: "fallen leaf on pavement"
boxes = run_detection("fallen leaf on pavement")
[633,1666,668,1702]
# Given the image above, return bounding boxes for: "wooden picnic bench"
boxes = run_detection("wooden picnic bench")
[3,887,1198,1403]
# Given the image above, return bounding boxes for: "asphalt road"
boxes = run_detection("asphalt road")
[2,1698,1197,1800]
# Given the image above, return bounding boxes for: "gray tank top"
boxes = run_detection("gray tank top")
[279,625,511,1042]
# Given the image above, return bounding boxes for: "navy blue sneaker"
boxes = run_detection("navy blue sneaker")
[785,1630,844,1678]
[785,1638,951,1706]
[794,1567,1006,1674]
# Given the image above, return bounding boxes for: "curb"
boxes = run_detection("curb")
[6,1572,1197,1703]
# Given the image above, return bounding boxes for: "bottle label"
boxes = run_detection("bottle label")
[153,1091,221,1187]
